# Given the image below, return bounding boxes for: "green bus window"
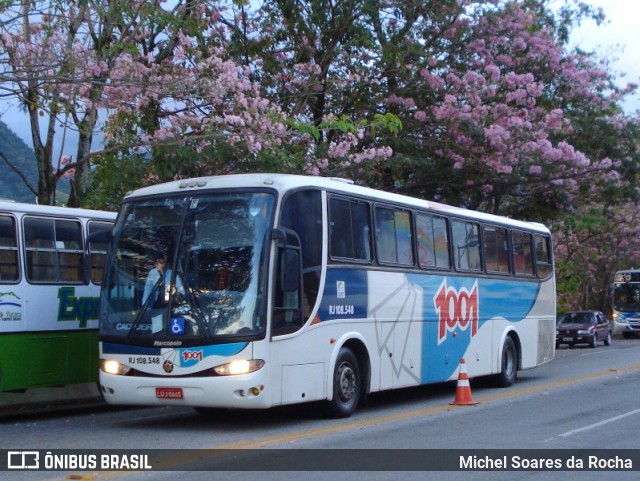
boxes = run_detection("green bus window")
[89,221,113,285]
[24,217,84,283]
[0,215,18,282]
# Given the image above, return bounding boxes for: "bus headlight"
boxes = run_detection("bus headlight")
[213,359,264,376]
[100,359,131,376]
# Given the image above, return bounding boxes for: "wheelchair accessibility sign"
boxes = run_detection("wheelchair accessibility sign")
[169,317,185,335]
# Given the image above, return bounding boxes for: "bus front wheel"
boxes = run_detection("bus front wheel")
[325,347,360,418]
[494,336,517,388]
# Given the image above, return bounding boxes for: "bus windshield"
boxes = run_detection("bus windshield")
[101,192,274,345]
[613,281,640,313]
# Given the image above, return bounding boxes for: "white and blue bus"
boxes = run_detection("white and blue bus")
[98,174,555,417]
[612,269,640,337]
[0,201,116,392]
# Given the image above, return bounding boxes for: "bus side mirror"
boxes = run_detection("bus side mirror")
[272,228,287,248]
[280,249,300,292]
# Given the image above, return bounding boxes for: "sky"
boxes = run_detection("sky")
[566,0,640,113]
[1,0,639,158]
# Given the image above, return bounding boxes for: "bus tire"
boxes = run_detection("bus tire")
[494,336,517,388]
[325,347,360,418]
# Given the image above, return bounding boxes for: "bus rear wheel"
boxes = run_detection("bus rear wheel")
[325,347,360,418]
[494,336,517,387]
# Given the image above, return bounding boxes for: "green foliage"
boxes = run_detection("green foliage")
[0,120,38,203]
[83,152,148,211]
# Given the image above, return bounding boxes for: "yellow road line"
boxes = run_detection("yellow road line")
[69,363,640,479]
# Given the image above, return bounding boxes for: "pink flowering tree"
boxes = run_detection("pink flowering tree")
[0,0,294,205]
[362,1,636,218]
[215,0,400,181]
[553,200,640,312]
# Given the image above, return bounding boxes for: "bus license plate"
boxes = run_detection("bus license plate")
[155,387,183,399]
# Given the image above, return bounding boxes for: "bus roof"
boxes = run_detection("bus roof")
[124,173,550,234]
[0,200,116,221]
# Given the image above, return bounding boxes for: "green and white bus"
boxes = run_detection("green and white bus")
[0,201,115,392]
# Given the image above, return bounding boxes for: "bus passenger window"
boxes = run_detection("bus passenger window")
[89,221,113,284]
[452,220,481,271]
[0,215,18,282]
[329,197,372,262]
[484,226,509,274]
[534,234,552,278]
[56,220,83,282]
[416,213,450,269]
[351,202,372,261]
[375,206,413,266]
[24,217,84,283]
[512,231,534,275]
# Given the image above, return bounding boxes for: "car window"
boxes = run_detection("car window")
[560,312,595,324]
[579,313,595,324]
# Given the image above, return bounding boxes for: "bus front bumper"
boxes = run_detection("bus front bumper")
[99,370,272,409]
[611,315,640,335]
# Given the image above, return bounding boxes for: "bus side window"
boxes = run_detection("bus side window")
[329,197,372,262]
[0,215,19,282]
[416,213,450,269]
[88,221,113,284]
[534,234,552,278]
[24,217,84,283]
[484,225,510,274]
[375,206,414,266]
[512,230,534,276]
[452,220,481,271]
[56,219,84,282]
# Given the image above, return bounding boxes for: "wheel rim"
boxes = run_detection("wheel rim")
[504,347,515,378]
[336,362,356,402]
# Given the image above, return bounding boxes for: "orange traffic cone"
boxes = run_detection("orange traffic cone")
[450,359,478,406]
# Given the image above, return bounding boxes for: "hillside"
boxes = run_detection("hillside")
[0,120,38,203]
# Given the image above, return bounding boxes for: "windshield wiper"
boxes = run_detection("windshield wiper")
[126,276,162,340]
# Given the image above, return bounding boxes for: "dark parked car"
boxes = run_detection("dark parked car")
[556,311,612,349]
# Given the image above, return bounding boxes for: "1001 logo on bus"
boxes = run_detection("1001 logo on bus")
[433,280,479,344]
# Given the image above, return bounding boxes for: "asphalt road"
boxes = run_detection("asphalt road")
[4,336,640,481]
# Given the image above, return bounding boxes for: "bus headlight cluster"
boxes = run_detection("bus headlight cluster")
[101,359,131,376]
[213,359,264,376]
